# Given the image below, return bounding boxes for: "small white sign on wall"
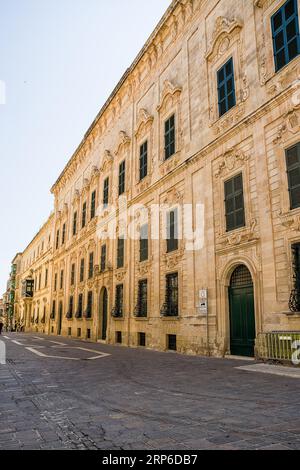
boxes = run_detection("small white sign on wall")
[198,289,208,315]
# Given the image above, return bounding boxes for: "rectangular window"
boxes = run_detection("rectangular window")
[88,252,94,279]
[60,270,64,290]
[272,0,300,72]
[62,223,66,245]
[82,202,87,228]
[101,245,107,272]
[68,327,72,336]
[290,243,300,312]
[73,211,77,236]
[56,229,60,250]
[224,173,246,232]
[86,291,93,319]
[165,273,179,317]
[286,142,300,209]
[45,268,48,288]
[167,209,178,253]
[90,190,96,219]
[115,284,124,317]
[138,332,146,347]
[136,280,148,318]
[68,296,74,318]
[71,263,76,286]
[117,237,125,269]
[167,334,177,351]
[140,224,149,262]
[54,273,57,292]
[51,300,56,320]
[87,329,91,339]
[139,141,148,181]
[77,328,81,338]
[103,177,109,206]
[119,161,126,196]
[116,331,122,344]
[217,58,236,117]
[80,259,85,283]
[77,294,83,318]
[165,114,176,160]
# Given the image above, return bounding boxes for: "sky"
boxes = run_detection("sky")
[0,0,171,294]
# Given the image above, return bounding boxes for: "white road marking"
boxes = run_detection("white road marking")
[3,336,10,339]
[26,347,80,361]
[11,340,25,346]
[33,336,45,341]
[236,364,300,379]
[49,341,67,346]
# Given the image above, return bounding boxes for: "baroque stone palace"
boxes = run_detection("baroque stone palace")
[12,0,300,357]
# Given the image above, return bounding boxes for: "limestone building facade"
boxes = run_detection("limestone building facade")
[11,0,300,357]
[17,214,54,333]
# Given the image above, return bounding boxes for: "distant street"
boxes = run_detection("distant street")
[0,333,300,450]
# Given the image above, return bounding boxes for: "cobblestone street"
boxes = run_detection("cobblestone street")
[0,333,300,450]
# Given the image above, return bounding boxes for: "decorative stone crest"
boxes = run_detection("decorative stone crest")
[114,131,131,156]
[157,80,182,113]
[135,108,154,138]
[215,148,249,178]
[206,17,243,62]
[280,212,300,232]
[100,150,114,173]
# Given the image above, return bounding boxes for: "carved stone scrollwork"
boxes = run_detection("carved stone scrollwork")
[273,104,300,144]
[115,268,127,282]
[279,212,300,232]
[114,131,131,156]
[226,220,259,247]
[100,150,113,173]
[206,17,243,62]
[215,149,249,179]
[163,248,185,270]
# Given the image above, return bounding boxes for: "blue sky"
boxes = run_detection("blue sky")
[0,0,171,293]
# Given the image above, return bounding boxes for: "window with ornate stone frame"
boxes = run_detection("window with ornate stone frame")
[206,17,249,134]
[134,108,154,194]
[254,0,300,90]
[157,80,182,176]
[274,105,300,219]
[114,131,131,201]
[214,147,256,247]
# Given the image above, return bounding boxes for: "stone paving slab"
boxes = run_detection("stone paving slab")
[0,333,299,450]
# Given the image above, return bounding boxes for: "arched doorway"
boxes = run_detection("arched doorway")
[229,265,256,357]
[99,288,108,341]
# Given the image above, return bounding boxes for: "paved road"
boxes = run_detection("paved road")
[0,332,300,450]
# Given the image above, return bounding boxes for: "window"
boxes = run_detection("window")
[90,190,96,219]
[54,273,57,292]
[167,334,177,351]
[77,294,83,318]
[56,229,60,249]
[165,114,176,160]
[87,329,91,339]
[68,327,72,336]
[39,273,41,290]
[51,300,56,320]
[45,269,48,288]
[138,332,146,347]
[101,245,107,272]
[73,211,77,236]
[119,161,126,196]
[272,0,300,72]
[82,202,87,228]
[224,173,246,232]
[289,243,300,311]
[217,58,236,117]
[86,291,93,318]
[60,270,64,290]
[136,280,148,318]
[88,252,94,279]
[286,142,300,209]
[68,296,74,319]
[103,177,109,206]
[167,209,178,253]
[62,223,66,245]
[162,273,179,317]
[117,237,125,269]
[71,263,76,286]
[140,224,148,262]
[77,328,81,337]
[139,141,148,181]
[80,259,85,283]
[116,331,122,344]
[114,284,124,317]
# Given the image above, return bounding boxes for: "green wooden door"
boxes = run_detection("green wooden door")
[229,266,256,357]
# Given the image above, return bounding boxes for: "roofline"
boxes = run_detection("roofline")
[51,0,179,194]
[21,212,54,256]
